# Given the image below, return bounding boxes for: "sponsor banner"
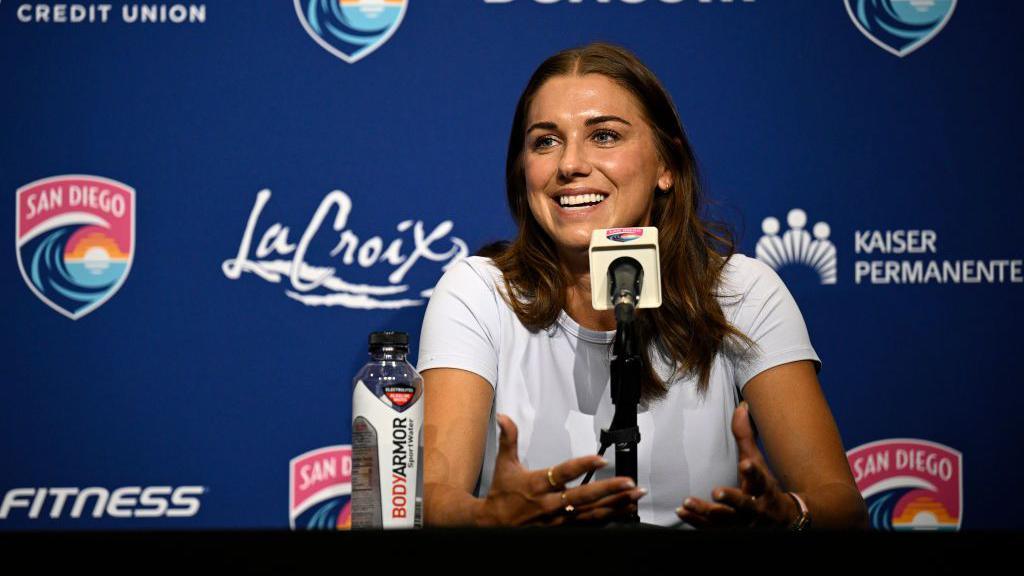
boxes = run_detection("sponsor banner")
[294,0,407,63]
[757,209,837,285]
[757,208,1024,287]
[16,175,135,320]
[0,486,204,521]
[483,0,756,6]
[221,188,467,310]
[14,2,207,24]
[848,439,962,531]
[845,0,957,57]
[290,445,353,530]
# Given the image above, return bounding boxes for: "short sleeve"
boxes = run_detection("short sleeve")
[724,256,821,391]
[416,257,501,389]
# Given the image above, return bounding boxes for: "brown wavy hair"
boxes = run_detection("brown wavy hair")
[480,43,752,401]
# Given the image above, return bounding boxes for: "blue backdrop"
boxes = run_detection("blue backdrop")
[3,0,1020,530]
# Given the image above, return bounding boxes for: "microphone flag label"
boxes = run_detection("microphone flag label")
[606,228,644,242]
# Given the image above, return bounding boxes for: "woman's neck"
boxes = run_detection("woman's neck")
[559,247,616,332]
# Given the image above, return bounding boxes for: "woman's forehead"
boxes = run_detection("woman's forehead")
[527,74,644,126]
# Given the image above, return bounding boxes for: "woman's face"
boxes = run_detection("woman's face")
[523,73,673,256]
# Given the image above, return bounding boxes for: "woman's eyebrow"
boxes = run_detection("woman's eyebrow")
[527,115,632,133]
[527,121,558,133]
[585,115,632,127]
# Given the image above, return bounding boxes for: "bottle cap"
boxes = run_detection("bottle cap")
[369,331,409,348]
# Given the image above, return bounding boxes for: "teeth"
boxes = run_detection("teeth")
[559,193,606,207]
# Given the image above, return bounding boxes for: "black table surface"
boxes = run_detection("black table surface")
[2,528,1020,572]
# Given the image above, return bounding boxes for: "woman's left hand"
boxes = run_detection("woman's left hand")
[676,401,800,530]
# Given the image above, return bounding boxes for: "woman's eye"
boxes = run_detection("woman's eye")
[532,135,558,150]
[593,130,620,144]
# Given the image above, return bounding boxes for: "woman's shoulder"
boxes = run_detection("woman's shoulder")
[428,256,506,308]
[437,255,503,289]
[716,252,790,309]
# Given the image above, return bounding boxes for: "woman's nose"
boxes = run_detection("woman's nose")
[558,138,592,181]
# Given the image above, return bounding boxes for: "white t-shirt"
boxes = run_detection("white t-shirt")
[417,253,820,526]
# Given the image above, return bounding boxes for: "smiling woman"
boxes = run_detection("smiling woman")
[417,43,868,530]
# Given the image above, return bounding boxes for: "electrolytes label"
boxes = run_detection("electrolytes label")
[384,383,415,408]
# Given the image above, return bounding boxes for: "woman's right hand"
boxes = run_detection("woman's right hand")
[474,413,647,527]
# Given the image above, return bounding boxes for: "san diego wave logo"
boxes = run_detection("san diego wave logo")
[294,0,407,64]
[756,209,837,285]
[848,439,962,531]
[845,0,957,57]
[290,445,353,530]
[16,175,135,320]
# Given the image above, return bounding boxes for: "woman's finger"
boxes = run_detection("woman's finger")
[530,455,608,493]
[495,414,520,465]
[574,487,646,514]
[676,505,713,529]
[681,497,737,520]
[739,458,769,496]
[538,477,635,516]
[712,487,764,526]
[563,476,637,506]
[732,401,762,464]
[712,487,757,514]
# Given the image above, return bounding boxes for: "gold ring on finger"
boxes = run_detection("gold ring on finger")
[547,467,558,488]
[561,491,575,514]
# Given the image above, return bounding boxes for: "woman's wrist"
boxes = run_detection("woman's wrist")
[470,496,498,528]
[425,483,489,527]
[787,482,868,530]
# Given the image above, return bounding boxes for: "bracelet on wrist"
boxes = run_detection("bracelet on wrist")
[786,491,811,531]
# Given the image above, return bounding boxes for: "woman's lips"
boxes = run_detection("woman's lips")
[551,194,607,219]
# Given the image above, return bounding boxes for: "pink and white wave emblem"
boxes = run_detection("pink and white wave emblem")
[16,175,135,319]
[289,445,352,530]
[848,438,962,531]
[606,228,643,242]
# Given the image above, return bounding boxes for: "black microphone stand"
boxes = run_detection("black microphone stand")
[600,262,644,525]
[578,257,645,526]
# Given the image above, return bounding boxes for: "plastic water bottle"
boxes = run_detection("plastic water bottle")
[351,331,423,529]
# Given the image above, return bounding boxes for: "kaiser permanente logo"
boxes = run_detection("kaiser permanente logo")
[757,209,836,285]
[221,188,468,310]
[757,208,1024,286]
[845,0,957,58]
[295,0,407,64]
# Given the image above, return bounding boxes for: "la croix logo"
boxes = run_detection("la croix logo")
[222,188,468,310]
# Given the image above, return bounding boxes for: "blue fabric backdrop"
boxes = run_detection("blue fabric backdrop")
[3,0,1020,530]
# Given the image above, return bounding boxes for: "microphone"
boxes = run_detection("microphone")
[585,228,661,513]
[589,227,662,319]
[608,256,642,323]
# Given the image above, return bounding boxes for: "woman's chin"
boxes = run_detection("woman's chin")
[552,230,598,255]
